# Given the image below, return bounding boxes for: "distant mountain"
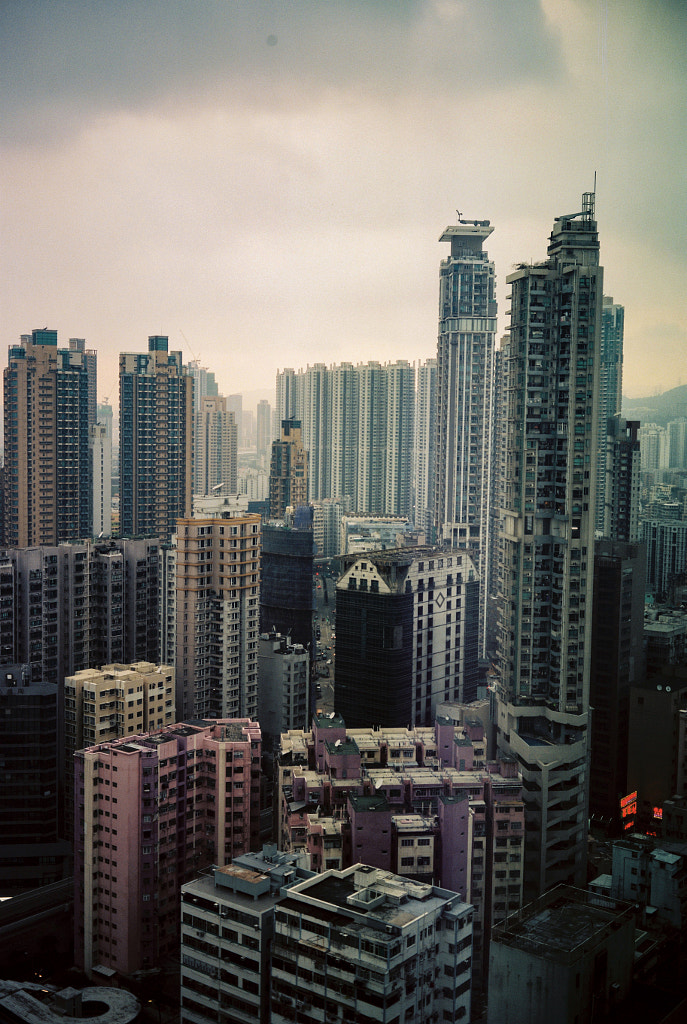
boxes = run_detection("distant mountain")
[622,385,687,427]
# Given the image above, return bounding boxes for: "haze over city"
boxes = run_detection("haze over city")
[1,0,685,412]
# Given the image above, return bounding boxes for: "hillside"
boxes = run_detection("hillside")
[622,384,687,427]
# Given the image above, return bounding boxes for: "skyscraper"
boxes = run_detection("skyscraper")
[269,419,309,518]
[193,394,238,496]
[119,336,192,541]
[595,297,624,533]
[69,337,97,429]
[4,329,91,546]
[256,397,272,465]
[413,358,436,535]
[495,194,602,899]
[433,221,497,659]
[274,360,415,516]
[173,514,261,720]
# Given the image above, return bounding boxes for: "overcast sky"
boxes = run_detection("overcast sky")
[1,0,685,416]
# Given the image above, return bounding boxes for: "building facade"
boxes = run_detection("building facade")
[336,548,479,728]
[4,329,91,547]
[180,844,313,1024]
[495,195,602,898]
[269,419,309,519]
[119,336,192,541]
[259,523,314,655]
[64,661,175,839]
[433,221,497,659]
[595,296,624,533]
[258,631,309,749]
[271,864,473,1024]
[193,394,237,497]
[74,719,262,978]
[173,514,261,721]
[589,540,646,834]
[413,358,437,537]
[0,665,71,894]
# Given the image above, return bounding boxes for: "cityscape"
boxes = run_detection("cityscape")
[1,4,686,1024]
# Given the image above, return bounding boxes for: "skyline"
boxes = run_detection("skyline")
[2,1,685,412]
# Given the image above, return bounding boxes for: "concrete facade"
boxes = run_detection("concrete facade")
[119,336,192,542]
[271,864,473,1024]
[74,719,261,978]
[495,195,602,899]
[434,220,497,660]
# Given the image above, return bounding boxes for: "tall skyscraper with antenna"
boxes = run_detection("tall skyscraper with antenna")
[495,194,601,899]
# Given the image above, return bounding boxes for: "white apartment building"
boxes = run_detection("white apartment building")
[271,864,473,1024]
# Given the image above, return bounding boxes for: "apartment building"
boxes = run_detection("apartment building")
[4,329,91,547]
[495,194,602,898]
[180,844,313,1024]
[276,713,524,984]
[119,336,192,541]
[271,864,473,1024]
[258,631,309,749]
[64,662,175,839]
[74,718,261,977]
[174,514,261,721]
[434,220,497,659]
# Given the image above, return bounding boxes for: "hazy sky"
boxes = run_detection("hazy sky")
[1,0,685,414]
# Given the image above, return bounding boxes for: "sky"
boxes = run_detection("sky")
[1,0,685,418]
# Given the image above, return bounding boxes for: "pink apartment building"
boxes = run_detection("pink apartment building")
[74,718,261,978]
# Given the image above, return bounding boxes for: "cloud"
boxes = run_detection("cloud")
[0,1,563,145]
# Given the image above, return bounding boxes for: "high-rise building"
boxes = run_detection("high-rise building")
[119,336,192,541]
[644,518,687,599]
[63,662,175,840]
[69,337,97,429]
[276,714,523,985]
[413,358,436,535]
[589,540,646,834]
[173,514,261,721]
[603,417,641,542]
[260,523,315,654]
[487,886,635,1024]
[270,864,474,1024]
[180,845,313,1024]
[269,419,309,519]
[595,297,625,532]
[90,422,112,538]
[495,194,602,899]
[226,392,243,444]
[74,718,262,977]
[336,547,479,728]
[4,329,91,547]
[0,665,71,894]
[433,220,497,659]
[275,361,416,517]
[258,631,309,748]
[193,394,237,496]
[275,367,298,429]
[256,397,272,464]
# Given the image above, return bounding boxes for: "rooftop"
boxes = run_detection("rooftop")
[492,885,635,965]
